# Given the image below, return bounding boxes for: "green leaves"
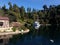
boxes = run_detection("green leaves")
[0,2,60,24]
[12,27,16,32]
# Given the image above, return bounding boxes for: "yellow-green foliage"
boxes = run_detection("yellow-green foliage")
[12,27,16,32]
[19,26,27,31]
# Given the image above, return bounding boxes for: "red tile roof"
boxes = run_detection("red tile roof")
[0,16,9,20]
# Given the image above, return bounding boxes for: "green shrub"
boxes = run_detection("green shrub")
[12,27,16,32]
[18,26,27,31]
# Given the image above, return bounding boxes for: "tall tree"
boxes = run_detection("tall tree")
[8,2,13,11]
[2,5,6,10]
[20,6,25,20]
[43,5,48,11]
[8,3,21,22]
[27,8,32,19]
[32,9,38,21]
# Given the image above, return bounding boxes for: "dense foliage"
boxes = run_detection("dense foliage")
[0,2,60,25]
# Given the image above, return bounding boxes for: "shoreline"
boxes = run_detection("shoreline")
[0,29,30,36]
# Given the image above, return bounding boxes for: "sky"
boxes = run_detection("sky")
[0,0,60,10]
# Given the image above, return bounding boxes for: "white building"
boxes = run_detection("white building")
[0,16,9,28]
[0,16,12,32]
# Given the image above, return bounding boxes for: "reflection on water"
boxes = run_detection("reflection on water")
[8,25,60,45]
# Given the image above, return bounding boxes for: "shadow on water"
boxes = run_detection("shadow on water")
[8,25,60,45]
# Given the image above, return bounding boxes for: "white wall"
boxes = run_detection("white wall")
[0,20,9,28]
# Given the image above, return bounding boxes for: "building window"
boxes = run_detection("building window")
[0,22,3,26]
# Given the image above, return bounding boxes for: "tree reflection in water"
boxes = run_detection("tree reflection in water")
[9,25,60,45]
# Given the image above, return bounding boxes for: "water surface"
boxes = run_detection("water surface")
[9,25,60,45]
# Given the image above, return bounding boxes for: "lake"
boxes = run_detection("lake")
[8,25,60,45]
